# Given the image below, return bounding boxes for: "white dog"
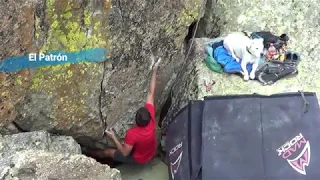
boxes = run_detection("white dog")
[223,32,264,81]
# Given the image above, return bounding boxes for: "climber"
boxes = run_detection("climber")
[85,56,161,165]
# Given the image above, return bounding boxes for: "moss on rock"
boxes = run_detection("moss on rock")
[39,0,107,53]
[28,0,108,131]
[30,62,103,129]
[163,0,201,46]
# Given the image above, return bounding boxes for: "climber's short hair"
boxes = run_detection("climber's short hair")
[135,107,151,127]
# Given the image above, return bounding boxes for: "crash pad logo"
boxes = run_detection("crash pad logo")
[276,133,311,175]
[169,142,183,179]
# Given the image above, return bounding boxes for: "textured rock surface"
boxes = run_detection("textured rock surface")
[0,0,107,140]
[0,131,121,180]
[0,130,81,158]
[0,0,35,132]
[0,0,207,144]
[0,0,37,60]
[99,0,205,139]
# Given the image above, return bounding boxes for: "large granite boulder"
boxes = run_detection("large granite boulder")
[0,0,207,145]
[0,131,121,180]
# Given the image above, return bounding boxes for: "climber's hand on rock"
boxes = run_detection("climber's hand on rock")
[153,58,161,71]
[105,128,115,138]
[149,54,155,71]
[149,53,161,71]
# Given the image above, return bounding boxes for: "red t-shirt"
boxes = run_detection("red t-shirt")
[124,103,157,164]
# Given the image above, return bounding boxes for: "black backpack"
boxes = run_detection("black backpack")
[252,31,289,49]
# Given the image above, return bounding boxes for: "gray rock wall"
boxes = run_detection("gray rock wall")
[0,131,121,180]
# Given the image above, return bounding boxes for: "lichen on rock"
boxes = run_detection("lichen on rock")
[2,0,209,148]
[38,0,107,52]
[28,62,102,132]
[15,0,109,140]
[163,0,202,46]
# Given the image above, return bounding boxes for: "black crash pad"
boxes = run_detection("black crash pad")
[166,101,203,180]
[165,92,320,180]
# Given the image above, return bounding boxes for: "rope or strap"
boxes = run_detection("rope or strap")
[162,2,203,133]
[299,90,309,114]
[170,5,202,98]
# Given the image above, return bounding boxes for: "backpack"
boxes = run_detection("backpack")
[253,31,289,49]
[250,31,289,62]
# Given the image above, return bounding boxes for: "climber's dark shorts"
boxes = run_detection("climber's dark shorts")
[114,150,136,164]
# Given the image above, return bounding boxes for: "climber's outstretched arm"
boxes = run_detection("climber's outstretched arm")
[146,58,161,105]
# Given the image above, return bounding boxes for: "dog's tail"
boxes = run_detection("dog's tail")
[241,31,252,38]
[242,31,262,39]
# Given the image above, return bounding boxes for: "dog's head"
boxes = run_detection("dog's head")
[248,38,264,58]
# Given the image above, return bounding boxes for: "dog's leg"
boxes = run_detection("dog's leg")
[250,61,259,80]
[224,42,240,62]
[230,50,240,62]
[241,61,249,81]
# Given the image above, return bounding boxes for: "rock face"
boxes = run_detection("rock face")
[0,131,121,180]
[99,0,205,137]
[0,0,206,145]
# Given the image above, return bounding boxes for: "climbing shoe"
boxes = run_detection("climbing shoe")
[285,51,301,65]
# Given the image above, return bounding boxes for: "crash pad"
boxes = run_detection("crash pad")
[165,92,320,180]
